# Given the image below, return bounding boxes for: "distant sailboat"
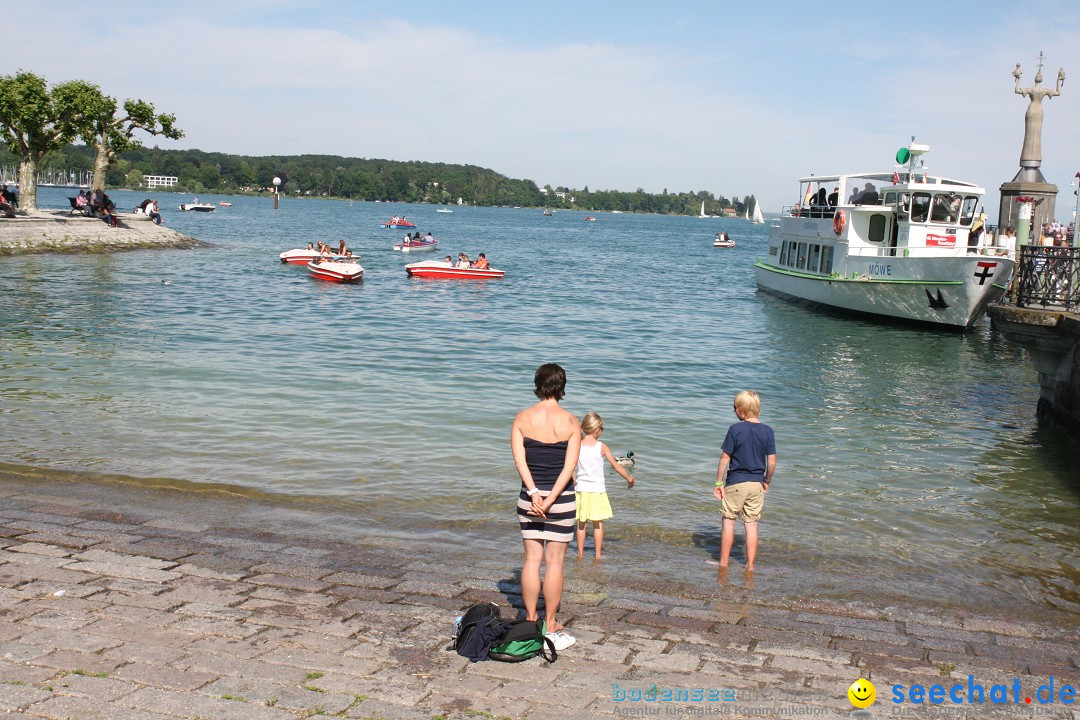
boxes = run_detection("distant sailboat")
[751,202,765,224]
[699,200,708,218]
[744,206,749,220]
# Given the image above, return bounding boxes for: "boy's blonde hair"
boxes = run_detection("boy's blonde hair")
[734,390,761,418]
[580,411,603,435]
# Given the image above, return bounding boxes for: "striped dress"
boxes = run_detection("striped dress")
[518,437,576,542]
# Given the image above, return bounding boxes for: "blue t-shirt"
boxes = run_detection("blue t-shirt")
[721,420,776,486]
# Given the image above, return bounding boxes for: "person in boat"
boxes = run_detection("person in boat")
[474,253,490,270]
[511,363,581,646]
[456,253,471,269]
[306,243,315,251]
[337,239,347,255]
[852,183,879,206]
[443,255,454,266]
[423,231,434,243]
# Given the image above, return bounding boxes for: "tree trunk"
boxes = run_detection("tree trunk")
[91,132,110,193]
[17,156,38,211]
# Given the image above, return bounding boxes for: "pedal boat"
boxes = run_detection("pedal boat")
[307,258,364,283]
[393,238,439,253]
[405,260,504,279]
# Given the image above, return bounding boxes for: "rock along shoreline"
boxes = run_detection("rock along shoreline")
[0,210,207,256]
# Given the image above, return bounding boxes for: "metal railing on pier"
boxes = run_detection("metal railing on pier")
[1015,246,1080,312]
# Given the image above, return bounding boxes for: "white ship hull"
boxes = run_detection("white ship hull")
[755,257,1010,328]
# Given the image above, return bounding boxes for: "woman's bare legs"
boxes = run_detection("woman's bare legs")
[521,539,544,621]
[542,541,569,632]
[575,522,587,558]
[593,520,604,559]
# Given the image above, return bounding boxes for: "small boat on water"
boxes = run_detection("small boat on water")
[754,140,1015,329]
[751,202,765,224]
[279,249,358,265]
[584,216,596,222]
[543,210,554,216]
[405,260,505,279]
[179,202,215,212]
[380,217,416,229]
[307,258,364,283]
[713,233,735,248]
[436,208,453,213]
[218,202,232,207]
[393,237,439,253]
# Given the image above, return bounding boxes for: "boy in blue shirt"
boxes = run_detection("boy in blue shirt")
[713,391,776,571]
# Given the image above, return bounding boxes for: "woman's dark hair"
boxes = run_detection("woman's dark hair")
[533,363,566,401]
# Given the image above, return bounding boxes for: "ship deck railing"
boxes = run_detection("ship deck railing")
[1014,246,1080,312]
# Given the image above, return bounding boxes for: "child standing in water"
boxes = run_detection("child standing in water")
[574,412,634,559]
[713,390,776,571]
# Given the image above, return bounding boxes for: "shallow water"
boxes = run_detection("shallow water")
[1,187,1077,620]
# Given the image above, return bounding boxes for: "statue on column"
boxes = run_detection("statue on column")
[1013,53,1065,170]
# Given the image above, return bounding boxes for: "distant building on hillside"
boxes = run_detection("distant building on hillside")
[722,208,738,217]
[144,175,178,189]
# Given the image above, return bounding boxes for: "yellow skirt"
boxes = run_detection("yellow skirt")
[575,491,613,522]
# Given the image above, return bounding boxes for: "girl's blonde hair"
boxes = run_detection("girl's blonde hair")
[580,411,603,435]
[734,390,761,418]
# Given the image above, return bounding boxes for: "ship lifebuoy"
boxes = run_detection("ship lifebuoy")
[833,210,846,235]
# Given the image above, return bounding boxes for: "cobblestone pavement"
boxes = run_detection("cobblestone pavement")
[1,475,1077,719]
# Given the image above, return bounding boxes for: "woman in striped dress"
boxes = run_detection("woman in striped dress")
[511,363,581,639]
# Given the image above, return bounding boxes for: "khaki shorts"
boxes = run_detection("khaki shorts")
[720,482,764,523]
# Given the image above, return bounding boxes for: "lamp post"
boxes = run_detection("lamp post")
[273,176,281,210]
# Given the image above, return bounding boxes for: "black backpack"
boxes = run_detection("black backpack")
[454,603,557,663]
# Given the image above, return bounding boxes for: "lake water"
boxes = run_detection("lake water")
[2,187,1077,621]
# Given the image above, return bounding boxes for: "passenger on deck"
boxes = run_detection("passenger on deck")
[456,253,471,269]
[475,253,490,270]
[848,187,861,204]
[828,188,839,207]
[423,231,434,243]
[853,183,879,205]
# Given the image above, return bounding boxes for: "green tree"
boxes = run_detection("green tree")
[0,71,95,210]
[75,88,183,193]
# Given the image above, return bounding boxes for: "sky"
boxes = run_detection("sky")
[5,1,1079,217]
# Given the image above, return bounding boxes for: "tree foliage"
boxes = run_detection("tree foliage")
[17,143,755,216]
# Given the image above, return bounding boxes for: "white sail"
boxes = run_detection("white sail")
[751,202,765,224]
[699,200,707,218]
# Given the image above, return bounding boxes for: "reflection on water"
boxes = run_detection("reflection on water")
[0,187,1077,622]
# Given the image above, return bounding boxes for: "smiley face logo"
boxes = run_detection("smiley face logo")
[848,678,876,708]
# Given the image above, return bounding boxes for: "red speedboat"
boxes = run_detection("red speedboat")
[307,258,364,283]
[584,216,596,221]
[380,221,417,229]
[405,260,504,279]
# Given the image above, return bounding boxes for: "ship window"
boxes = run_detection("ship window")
[808,244,821,273]
[930,193,961,224]
[883,192,896,206]
[822,246,834,274]
[959,196,978,226]
[797,243,807,270]
[868,214,887,243]
[780,241,790,265]
[910,193,931,223]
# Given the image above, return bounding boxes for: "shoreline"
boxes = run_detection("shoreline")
[2,469,1078,719]
[0,210,207,256]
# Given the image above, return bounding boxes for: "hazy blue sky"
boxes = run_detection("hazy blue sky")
[6,1,1079,216]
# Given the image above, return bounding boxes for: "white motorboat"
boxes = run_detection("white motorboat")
[307,258,364,283]
[179,203,215,212]
[713,233,735,248]
[436,208,453,213]
[754,140,1014,329]
[393,237,439,253]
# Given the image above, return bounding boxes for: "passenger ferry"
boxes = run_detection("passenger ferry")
[754,141,1014,329]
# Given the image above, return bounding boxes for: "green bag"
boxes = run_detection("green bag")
[488,619,557,663]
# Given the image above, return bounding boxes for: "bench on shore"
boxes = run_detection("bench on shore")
[68,197,94,217]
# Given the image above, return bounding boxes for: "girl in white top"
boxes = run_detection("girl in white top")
[574,412,634,559]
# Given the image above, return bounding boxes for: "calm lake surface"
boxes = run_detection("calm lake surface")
[2,187,1077,621]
